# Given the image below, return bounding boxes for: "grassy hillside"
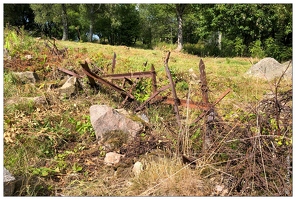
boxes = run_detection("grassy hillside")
[3,28,292,196]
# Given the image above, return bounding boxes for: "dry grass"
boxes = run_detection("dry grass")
[126,156,210,196]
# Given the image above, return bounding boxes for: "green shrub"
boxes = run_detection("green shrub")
[264,37,281,60]
[220,38,236,57]
[249,40,265,59]
[183,42,205,56]
[234,37,247,57]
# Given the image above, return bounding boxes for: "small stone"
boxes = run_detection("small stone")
[132,161,143,177]
[104,152,124,166]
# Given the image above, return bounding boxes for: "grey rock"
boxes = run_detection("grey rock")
[24,54,33,60]
[4,167,16,196]
[132,161,143,177]
[104,152,125,166]
[13,71,39,83]
[90,105,143,141]
[58,77,82,98]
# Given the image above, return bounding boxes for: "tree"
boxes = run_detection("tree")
[175,4,187,52]
[138,4,177,44]
[61,4,69,41]
[97,4,140,45]
[79,4,103,42]
[30,4,69,40]
[4,4,35,30]
[138,4,190,51]
[195,4,292,59]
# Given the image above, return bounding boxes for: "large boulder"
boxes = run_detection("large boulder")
[89,105,143,141]
[245,57,292,81]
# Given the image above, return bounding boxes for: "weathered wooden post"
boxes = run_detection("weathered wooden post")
[199,59,214,153]
[151,64,157,93]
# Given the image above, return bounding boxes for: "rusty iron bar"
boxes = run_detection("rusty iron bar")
[190,88,231,138]
[80,62,98,88]
[151,64,157,93]
[121,77,141,106]
[122,77,134,88]
[135,84,171,112]
[57,67,83,78]
[191,88,231,126]
[81,61,135,100]
[102,71,154,80]
[213,88,231,107]
[164,52,181,127]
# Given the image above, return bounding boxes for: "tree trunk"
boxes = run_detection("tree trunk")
[88,4,95,42]
[218,31,222,50]
[61,4,68,41]
[89,23,93,42]
[175,4,186,52]
[176,14,183,51]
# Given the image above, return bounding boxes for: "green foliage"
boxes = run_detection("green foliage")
[249,40,265,59]
[31,167,56,177]
[275,135,292,147]
[4,4,35,30]
[138,4,177,45]
[133,79,152,103]
[4,27,36,57]
[96,4,141,45]
[176,81,189,91]
[234,37,246,57]
[72,163,83,173]
[190,128,202,151]
[220,38,235,57]
[91,52,109,70]
[4,72,21,97]
[183,42,205,56]
[68,115,94,136]
[264,37,280,59]
[196,4,291,59]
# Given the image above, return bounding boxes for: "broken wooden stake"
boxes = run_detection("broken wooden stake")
[112,52,116,74]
